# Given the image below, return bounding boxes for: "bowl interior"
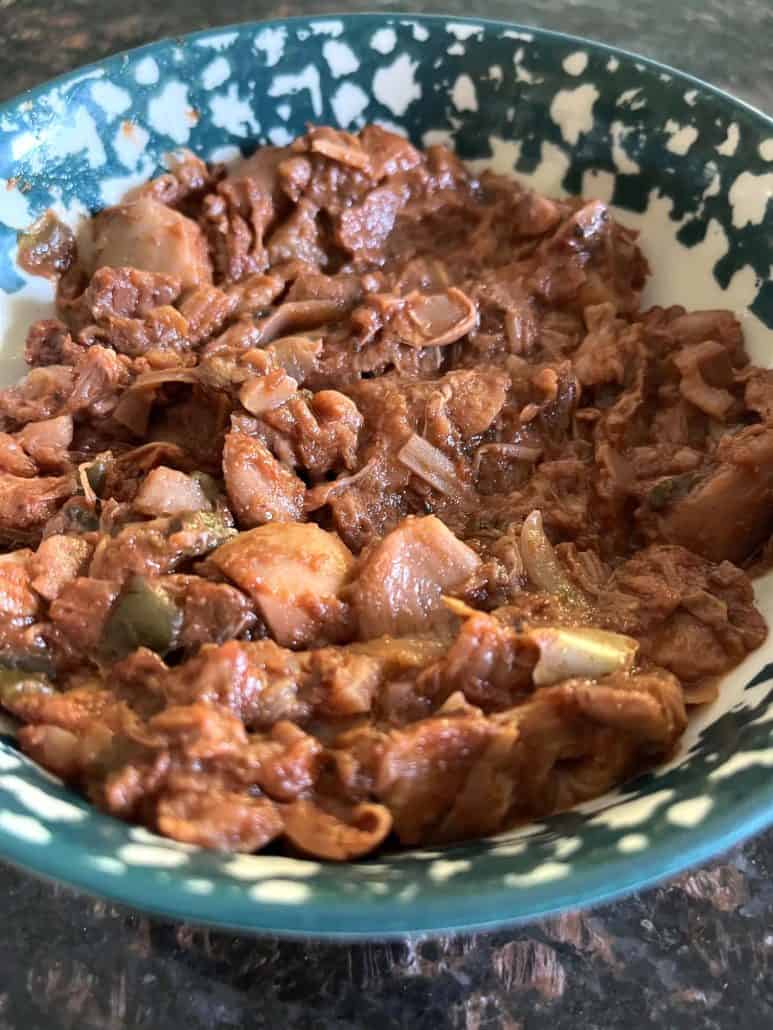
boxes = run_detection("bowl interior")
[0,14,772,936]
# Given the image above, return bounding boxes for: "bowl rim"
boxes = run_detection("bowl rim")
[0,12,772,938]
[2,11,771,127]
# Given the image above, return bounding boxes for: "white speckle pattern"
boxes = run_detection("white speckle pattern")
[0,775,85,822]
[209,84,260,138]
[489,65,503,84]
[447,43,465,57]
[129,825,197,850]
[711,749,773,780]
[310,19,343,37]
[201,56,231,90]
[513,47,540,85]
[133,57,159,85]
[591,790,675,830]
[428,859,471,882]
[193,31,238,51]
[422,128,455,149]
[553,837,582,860]
[254,26,287,67]
[267,126,293,146]
[323,40,360,78]
[401,19,429,42]
[617,86,644,109]
[667,797,713,827]
[0,180,33,229]
[446,22,482,40]
[562,51,589,76]
[45,107,107,170]
[208,144,241,164]
[374,118,408,137]
[113,121,150,169]
[582,169,616,203]
[617,833,648,853]
[451,74,478,112]
[728,171,773,229]
[249,880,313,904]
[117,844,190,868]
[373,54,422,117]
[90,81,132,119]
[11,130,39,163]
[277,103,291,121]
[221,855,321,880]
[0,811,51,845]
[269,66,323,119]
[610,120,641,174]
[90,855,128,875]
[491,839,526,857]
[664,119,699,155]
[505,862,570,887]
[702,162,721,199]
[183,878,215,895]
[482,136,522,173]
[717,121,741,156]
[370,28,397,55]
[607,56,620,71]
[684,89,698,106]
[331,82,369,129]
[549,83,600,145]
[501,29,534,42]
[0,752,21,772]
[760,139,773,161]
[147,81,194,144]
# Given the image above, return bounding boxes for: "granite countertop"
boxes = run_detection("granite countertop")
[1,1,772,1027]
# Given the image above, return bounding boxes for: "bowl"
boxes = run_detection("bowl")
[0,14,772,938]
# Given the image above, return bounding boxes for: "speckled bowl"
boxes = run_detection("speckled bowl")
[0,14,772,938]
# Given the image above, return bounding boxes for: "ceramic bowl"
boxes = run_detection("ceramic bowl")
[0,14,772,937]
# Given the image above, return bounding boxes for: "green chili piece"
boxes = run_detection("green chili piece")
[101,577,183,660]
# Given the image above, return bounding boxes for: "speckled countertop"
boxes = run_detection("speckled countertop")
[1,2,773,1028]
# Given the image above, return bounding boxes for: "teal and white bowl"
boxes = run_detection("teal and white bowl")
[0,14,772,937]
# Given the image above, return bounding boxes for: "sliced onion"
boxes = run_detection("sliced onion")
[257,300,343,344]
[268,336,323,384]
[310,131,371,171]
[683,681,719,705]
[132,367,200,390]
[529,626,638,687]
[77,461,99,504]
[398,433,470,499]
[112,388,156,435]
[304,459,377,511]
[239,371,298,416]
[473,442,542,478]
[520,509,583,604]
[394,288,477,348]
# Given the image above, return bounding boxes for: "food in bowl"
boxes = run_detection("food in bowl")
[1,123,770,860]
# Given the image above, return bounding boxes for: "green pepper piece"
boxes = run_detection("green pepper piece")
[171,510,238,551]
[646,472,701,511]
[85,454,111,497]
[101,577,183,660]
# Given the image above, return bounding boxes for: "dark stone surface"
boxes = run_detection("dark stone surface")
[1,2,772,1027]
